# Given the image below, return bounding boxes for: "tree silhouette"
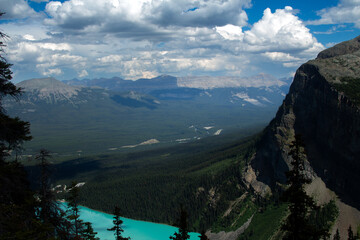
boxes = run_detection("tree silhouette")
[82,221,100,240]
[281,135,324,240]
[170,206,190,240]
[35,149,73,239]
[333,229,340,240]
[108,206,130,240]
[66,181,87,239]
[0,13,41,238]
[199,230,209,240]
[347,225,357,240]
[0,22,31,154]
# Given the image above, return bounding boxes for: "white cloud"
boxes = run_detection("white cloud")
[44,0,250,36]
[262,52,301,61]
[78,69,88,78]
[7,40,86,78]
[243,7,322,51]
[0,21,50,42]
[283,62,301,68]
[41,43,72,51]
[0,0,36,19]
[215,24,244,40]
[97,55,123,63]
[42,68,62,76]
[308,0,360,28]
[2,2,327,81]
[30,0,49,2]
[23,34,36,41]
[146,0,250,27]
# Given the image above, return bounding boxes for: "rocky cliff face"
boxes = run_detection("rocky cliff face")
[248,36,360,211]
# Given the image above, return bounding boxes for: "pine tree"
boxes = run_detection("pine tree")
[169,207,190,240]
[333,229,340,240]
[107,206,130,240]
[82,222,100,240]
[0,25,31,154]
[348,225,355,240]
[0,14,44,239]
[67,181,86,239]
[281,135,324,240]
[36,149,72,239]
[37,149,54,224]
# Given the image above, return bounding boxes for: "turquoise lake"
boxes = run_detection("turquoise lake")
[76,205,200,240]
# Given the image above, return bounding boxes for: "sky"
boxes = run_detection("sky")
[0,0,359,82]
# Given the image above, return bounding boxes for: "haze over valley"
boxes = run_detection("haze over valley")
[5,74,290,155]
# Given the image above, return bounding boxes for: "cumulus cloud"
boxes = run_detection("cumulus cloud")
[7,40,86,77]
[307,0,360,28]
[243,7,322,51]
[262,52,301,62]
[0,0,36,19]
[44,0,250,38]
[145,0,250,27]
[78,69,88,78]
[215,24,244,40]
[3,2,327,81]
[43,68,62,76]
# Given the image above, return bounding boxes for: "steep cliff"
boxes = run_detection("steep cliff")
[247,36,360,231]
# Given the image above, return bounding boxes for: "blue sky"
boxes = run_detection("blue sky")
[0,0,359,82]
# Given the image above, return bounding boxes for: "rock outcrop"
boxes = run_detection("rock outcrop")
[249,36,360,211]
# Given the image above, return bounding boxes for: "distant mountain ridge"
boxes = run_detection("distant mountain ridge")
[16,74,290,108]
[64,73,288,92]
[7,75,288,155]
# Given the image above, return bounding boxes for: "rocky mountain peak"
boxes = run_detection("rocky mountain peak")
[317,35,360,59]
[16,77,81,103]
[17,77,80,100]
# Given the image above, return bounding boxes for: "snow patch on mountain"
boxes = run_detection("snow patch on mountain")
[214,129,223,136]
[232,92,263,106]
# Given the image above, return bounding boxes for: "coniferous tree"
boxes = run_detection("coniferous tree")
[281,135,324,240]
[36,149,72,239]
[0,25,31,154]
[107,206,130,240]
[67,181,86,239]
[0,14,45,239]
[82,222,100,240]
[37,149,55,223]
[348,225,355,240]
[0,13,31,157]
[333,229,340,240]
[170,207,190,240]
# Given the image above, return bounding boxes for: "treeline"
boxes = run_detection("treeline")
[77,149,250,232]
[45,130,259,232]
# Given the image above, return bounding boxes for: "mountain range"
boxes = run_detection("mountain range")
[6,73,290,155]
